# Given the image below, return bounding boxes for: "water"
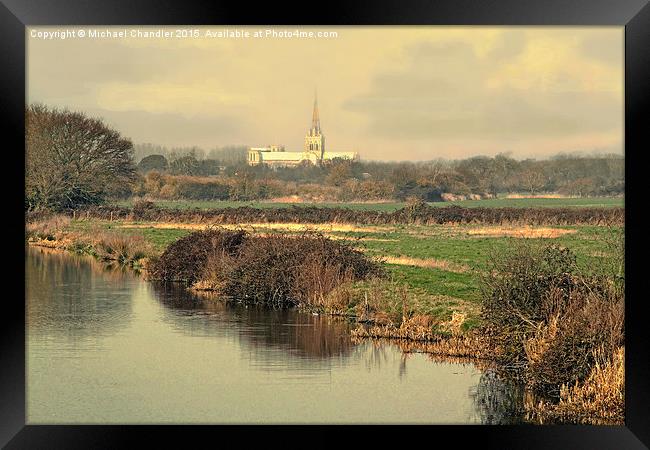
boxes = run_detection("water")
[26,247,523,424]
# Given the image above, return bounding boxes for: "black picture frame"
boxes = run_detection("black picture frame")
[3,0,648,447]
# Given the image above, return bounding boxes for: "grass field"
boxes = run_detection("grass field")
[114,196,623,211]
[60,216,622,331]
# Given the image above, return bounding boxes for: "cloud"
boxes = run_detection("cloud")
[27,27,623,160]
[580,29,623,65]
[95,81,251,116]
[87,108,244,148]
[342,29,622,145]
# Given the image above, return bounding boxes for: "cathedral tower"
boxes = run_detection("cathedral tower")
[304,91,325,161]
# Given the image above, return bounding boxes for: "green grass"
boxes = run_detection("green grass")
[330,224,621,272]
[69,219,619,296]
[385,264,481,302]
[114,196,623,211]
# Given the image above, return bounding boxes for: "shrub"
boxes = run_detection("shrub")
[148,229,384,307]
[148,229,246,284]
[132,199,158,216]
[481,243,578,332]
[78,204,625,227]
[93,232,154,267]
[481,240,625,397]
[176,180,230,200]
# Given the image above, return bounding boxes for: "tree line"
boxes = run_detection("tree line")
[136,151,623,202]
[26,105,623,211]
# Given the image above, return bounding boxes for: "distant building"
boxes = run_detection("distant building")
[248,93,358,167]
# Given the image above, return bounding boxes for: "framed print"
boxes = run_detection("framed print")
[2,0,649,447]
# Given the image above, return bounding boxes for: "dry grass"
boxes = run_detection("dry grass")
[27,235,73,250]
[383,255,469,273]
[350,336,496,370]
[466,226,576,239]
[119,221,393,234]
[505,194,570,199]
[527,346,624,424]
[25,214,71,240]
[92,232,154,267]
[25,213,153,269]
[350,328,495,359]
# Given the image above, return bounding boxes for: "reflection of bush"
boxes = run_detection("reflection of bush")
[470,369,527,425]
[152,283,353,360]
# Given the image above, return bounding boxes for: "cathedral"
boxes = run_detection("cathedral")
[247,94,358,167]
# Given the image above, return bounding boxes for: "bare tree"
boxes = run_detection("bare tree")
[26,104,136,210]
[517,169,546,195]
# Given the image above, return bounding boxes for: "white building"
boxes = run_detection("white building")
[248,94,358,167]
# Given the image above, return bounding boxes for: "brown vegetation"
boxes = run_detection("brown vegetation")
[26,104,135,211]
[25,214,71,241]
[526,346,624,424]
[26,217,153,268]
[147,229,384,307]
[76,202,624,226]
[480,239,624,423]
[383,255,469,273]
[91,232,154,267]
[466,226,576,239]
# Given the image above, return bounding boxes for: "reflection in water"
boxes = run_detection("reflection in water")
[27,247,134,341]
[26,247,523,424]
[152,284,353,361]
[470,370,527,425]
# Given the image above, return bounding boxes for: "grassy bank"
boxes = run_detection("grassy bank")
[26,216,154,269]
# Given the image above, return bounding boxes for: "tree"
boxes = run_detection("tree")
[326,159,353,186]
[517,169,546,195]
[137,154,168,173]
[390,163,417,189]
[169,154,201,175]
[26,104,136,211]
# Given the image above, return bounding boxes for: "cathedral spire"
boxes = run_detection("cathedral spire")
[311,89,320,133]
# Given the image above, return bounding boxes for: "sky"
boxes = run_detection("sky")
[27,26,623,161]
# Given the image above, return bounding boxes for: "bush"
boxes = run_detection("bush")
[148,229,246,284]
[481,243,578,331]
[176,180,230,200]
[481,241,625,396]
[132,199,158,216]
[78,204,625,227]
[148,229,384,307]
[93,232,154,267]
